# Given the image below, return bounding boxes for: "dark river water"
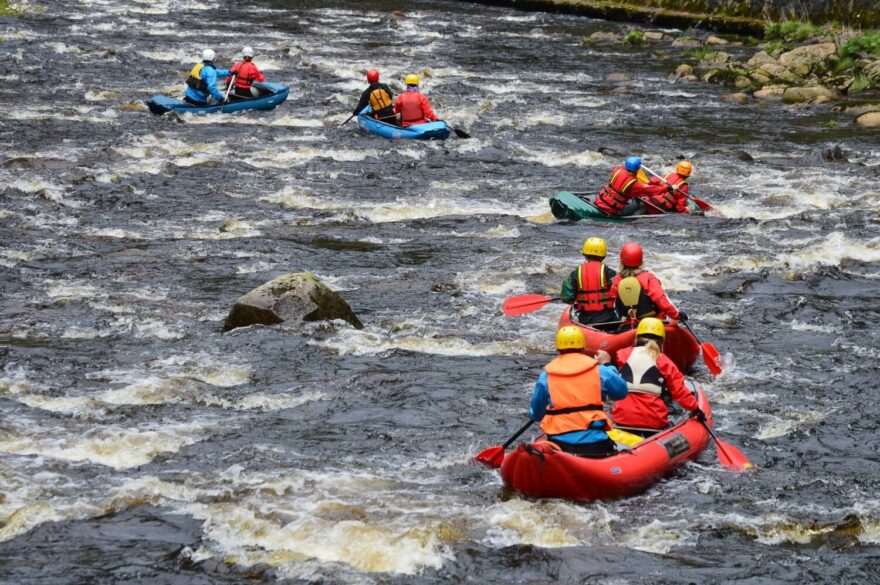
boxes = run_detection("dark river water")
[1,0,879,583]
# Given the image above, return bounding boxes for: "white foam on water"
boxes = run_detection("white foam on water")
[755,408,826,440]
[517,148,605,167]
[244,145,384,168]
[621,518,697,554]
[86,228,147,239]
[777,231,880,270]
[0,502,61,543]
[482,499,613,548]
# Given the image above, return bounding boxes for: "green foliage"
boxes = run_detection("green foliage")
[0,0,14,16]
[839,31,880,58]
[684,47,712,61]
[762,40,789,55]
[623,30,644,46]
[822,120,837,128]
[834,56,855,72]
[765,20,823,42]
[849,74,874,93]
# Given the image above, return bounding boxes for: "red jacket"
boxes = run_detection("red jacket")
[394,90,437,127]
[612,346,698,429]
[230,61,265,89]
[595,165,668,215]
[647,172,690,213]
[609,271,680,320]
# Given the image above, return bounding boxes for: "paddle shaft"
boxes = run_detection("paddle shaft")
[573,191,667,217]
[223,74,236,102]
[502,420,534,449]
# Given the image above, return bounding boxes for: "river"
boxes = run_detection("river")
[1,0,879,583]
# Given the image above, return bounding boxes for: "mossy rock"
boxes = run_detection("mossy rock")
[223,273,363,332]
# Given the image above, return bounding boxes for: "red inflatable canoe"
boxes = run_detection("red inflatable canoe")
[499,381,712,501]
[558,306,699,373]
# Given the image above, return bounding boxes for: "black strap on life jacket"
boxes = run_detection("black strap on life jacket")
[545,404,604,415]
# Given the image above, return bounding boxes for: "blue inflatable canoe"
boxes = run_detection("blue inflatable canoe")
[357,107,451,140]
[146,82,289,115]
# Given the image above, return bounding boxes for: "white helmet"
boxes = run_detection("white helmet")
[242,46,254,58]
[201,48,215,61]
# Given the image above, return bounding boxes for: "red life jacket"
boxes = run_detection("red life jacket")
[647,172,688,211]
[230,61,264,89]
[596,166,639,214]
[542,353,611,435]
[395,91,433,126]
[575,261,614,312]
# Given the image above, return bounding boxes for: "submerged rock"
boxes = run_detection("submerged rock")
[753,85,787,100]
[223,273,363,332]
[721,92,749,104]
[782,86,839,103]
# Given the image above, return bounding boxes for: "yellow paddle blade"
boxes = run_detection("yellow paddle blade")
[609,428,644,447]
[637,169,649,184]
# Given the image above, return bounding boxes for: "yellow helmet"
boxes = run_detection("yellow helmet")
[581,237,607,258]
[676,160,693,177]
[556,326,586,350]
[636,317,666,339]
[405,73,420,86]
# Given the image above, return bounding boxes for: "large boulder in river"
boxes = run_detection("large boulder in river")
[223,273,363,332]
[782,86,840,103]
[855,111,880,127]
[777,43,836,77]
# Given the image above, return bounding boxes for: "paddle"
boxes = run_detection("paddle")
[474,419,534,468]
[340,112,359,126]
[694,414,753,472]
[502,294,560,316]
[223,74,237,102]
[452,127,470,139]
[641,164,713,212]
[679,319,724,376]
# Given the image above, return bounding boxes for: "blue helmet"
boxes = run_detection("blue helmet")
[625,156,641,172]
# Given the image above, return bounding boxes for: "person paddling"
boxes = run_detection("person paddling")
[353,69,397,123]
[529,326,628,458]
[609,242,685,327]
[228,47,266,100]
[594,157,669,217]
[645,161,693,213]
[394,74,438,127]
[611,318,705,435]
[184,49,231,106]
[560,237,618,330]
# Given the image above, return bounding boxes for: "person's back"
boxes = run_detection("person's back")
[646,161,693,213]
[560,237,618,329]
[609,242,683,324]
[353,69,395,122]
[394,74,437,127]
[595,157,668,216]
[184,49,230,106]
[229,47,266,100]
[611,319,701,432]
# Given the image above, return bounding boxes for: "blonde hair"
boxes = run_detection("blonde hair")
[636,336,662,361]
[619,266,643,278]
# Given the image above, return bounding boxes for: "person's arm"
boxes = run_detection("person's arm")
[354,88,371,115]
[643,272,680,320]
[608,274,620,300]
[604,265,617,287]
[560,269,578,304]
[529,372,550,422]
[420,94,437,121]
[658,355,698,411]
[253,64,266,83]
[599,365,628,401]
[203,67,225,101]
[675,184,690,213]
[629,181,668,199]
[381,83,394,101]
[393,94,402,113]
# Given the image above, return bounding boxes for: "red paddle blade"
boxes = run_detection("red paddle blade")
[474,446,505,468]
[715,439,753,472]
[691,196,713,211]
[502,294,555,317]
[702,342,724,375]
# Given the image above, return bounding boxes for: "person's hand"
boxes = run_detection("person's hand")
[594,349,611,364]
[677,311,688,322]
[691,408,707,423]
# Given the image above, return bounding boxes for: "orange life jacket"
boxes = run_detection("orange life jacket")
[369,87,393,113]
[542,353,611,436]
[575,261,614,312]
[230,61,263,89]
[596,166,638,213]
[396,91,430,126]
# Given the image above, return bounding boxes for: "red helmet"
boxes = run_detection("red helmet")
[620,242,643,268]
[367,69,379,83]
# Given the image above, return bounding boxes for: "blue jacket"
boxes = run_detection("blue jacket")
[184,62,231,103]
[530,364,627,445]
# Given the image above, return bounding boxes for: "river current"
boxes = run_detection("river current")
[0,0,878,583]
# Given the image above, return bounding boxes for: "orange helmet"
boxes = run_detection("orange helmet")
[367,69,379,83]
[620,242,643,268]
[676,160,693,177]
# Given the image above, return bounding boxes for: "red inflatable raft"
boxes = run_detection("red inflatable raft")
[558,307,699,373]
[499,381,712,501]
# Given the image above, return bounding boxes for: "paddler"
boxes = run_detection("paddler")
[393,74,438,127]
[645,160,693,213]
[353,69,397,123]
[228,47,266,100]
[609,242,686,326]
[560,237,618,330]
[611,318,706,435]
[529,326,628,457]
[594,156,670,216]
[184,49,231,106]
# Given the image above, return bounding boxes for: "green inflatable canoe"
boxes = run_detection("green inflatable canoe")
[549,191,698,222]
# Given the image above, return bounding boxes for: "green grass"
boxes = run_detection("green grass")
[623,30,644,46]
[0,0,14,16]
[839,31,880,58]
[684,47,712,61]
[765,20,825,42]
[849,74,874,93]
[822,120,837,128]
